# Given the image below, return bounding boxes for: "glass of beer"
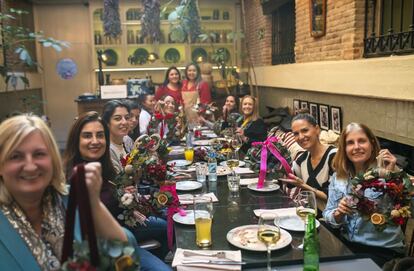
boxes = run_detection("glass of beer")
[194,196,213,247]
[184,147,194,163]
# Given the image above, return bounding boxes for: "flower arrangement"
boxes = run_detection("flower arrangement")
[61,239,139,271]
[349,168,413,231]
[147,110,179,140]
[245,137,292,180]
[192,102,218,118]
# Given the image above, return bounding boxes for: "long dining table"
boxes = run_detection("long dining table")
[170,147,357,269]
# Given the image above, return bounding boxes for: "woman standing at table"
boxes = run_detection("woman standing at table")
[155,66,183,105]
[287,113,336,202]
[102,100,134,173]
[181,63,212,126]
[323,122,405,267]
[138,93,156,136]
[0,115,139,270]
[63,111,170,264]
[236,95,267,154]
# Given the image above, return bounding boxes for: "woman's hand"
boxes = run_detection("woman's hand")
[287,173,305,188]
[333,197,354,223]
[378,149,397,171]
[84,162,103,207]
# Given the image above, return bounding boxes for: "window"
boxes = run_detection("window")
[271,1,296,65]
[364,0,414,57]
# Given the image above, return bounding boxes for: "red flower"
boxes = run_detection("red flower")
[154,112,164,120]
[392,216,405,225]
[67,260,96,271]
[120,154,130,167]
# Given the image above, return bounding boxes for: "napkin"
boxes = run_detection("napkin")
[239,177,258,186]
[178,193,219,205]
[233,167,254,174]
[168,146,185,155]
[253,207,296,219]
[173,248,242,271]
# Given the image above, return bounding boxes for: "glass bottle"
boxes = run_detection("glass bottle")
[207,152,217,182]
[303,213,319,271]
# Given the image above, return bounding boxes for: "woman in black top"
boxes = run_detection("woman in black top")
[236,95,267,154]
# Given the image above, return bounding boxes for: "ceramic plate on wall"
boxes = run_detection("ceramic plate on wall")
[103,49,118,66]
[164,48,180,63]
[191,47,208,63]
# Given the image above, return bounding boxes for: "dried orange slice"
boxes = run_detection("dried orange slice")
[115,255,134,271]
[371,213,385,225]
[157,193,169,205]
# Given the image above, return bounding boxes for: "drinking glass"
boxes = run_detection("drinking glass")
[257,213,281,271]
[294,191,317,248]
[194,197,213,247]
[227,172,240,192]
[226,151,239,170]
[195,162,208,183]
[230,134,243,153]
[184,147,194,163]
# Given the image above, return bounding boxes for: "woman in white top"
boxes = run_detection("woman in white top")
[138,94,156,135]
[102,100,133,173]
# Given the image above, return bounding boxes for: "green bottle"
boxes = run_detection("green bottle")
[303,213,319,271]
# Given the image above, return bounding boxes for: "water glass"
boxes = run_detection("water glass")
[194,197,213,248]
[196,162,208,183]
[227,173,240,192]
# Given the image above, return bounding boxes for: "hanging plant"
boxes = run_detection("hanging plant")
[103,0,122,38]
[141,0,162,43]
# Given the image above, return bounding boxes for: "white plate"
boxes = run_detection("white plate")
[192,139,212,146]
[247,182,280,192]
[176,181,203,191]
[227,225,292,251]
[167,159,192,167]
[216,165,232,176]
[278,216,321,231]
[173,210,195,225]
[220,160,246,167]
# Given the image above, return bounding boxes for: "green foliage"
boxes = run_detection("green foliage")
[0,8,69,90]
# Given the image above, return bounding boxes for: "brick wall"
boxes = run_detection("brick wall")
[243,0,366,64]
[243,0,272,66]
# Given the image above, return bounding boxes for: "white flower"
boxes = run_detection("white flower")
[121,193,134,206]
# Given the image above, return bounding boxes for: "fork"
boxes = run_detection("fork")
[183,251,227,259]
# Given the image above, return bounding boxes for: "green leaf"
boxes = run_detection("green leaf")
[19,49,29,61]
[52,44,62,52]
[168,11,178,21]
[42,41,52,47]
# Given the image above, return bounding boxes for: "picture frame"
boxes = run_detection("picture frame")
[309,103,319,123]
[330,106,342,134]
[318,104,330,130]
[300,101,309,111]
[293,99,301,115]
[309,0,326,38]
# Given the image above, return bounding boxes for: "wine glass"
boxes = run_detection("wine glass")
[226,151,239,170]
[257,213,281,271]
[294,191,317,248]
[230,134,243,154]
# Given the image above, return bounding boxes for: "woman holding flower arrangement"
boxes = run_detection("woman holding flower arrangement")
[0,115,140,270]
[63,111,171,268]
[288,113,337,202]
[235,95,267,154]
[149,95,178,140]
[323,122,412,267]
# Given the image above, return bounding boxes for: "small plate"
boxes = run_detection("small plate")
[220,160,246,167]
[176,181,203,191]
[167,159,192,167]
[278,216,321,232]
[192,139,212,146]
[217,165,232,176]
[173,210,195,225]
[227,225,292,251]
[247,182,280,192]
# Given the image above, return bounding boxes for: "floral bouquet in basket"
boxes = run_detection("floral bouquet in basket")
[62,239,140,271]
[349,167,413,231]
[245,137,292,179]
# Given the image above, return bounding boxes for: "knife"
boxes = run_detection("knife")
[181,260,246,265]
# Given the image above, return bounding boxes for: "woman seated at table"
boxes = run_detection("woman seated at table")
[138,94,156,136]
[323,122,405,267]
[181,63,212,126]
[0,114,159,271]
[125,99,141,141]
[236,95,267,154]
[155,66,183,105]
[63,111,170,263]
[102,100,134,173]
[199,94,240,130]
[286,113,336,202]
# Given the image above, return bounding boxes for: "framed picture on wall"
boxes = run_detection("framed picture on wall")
[331,106,342,134]
[293,99,301,115]
[300,101,309,111]
[319,104,330,130]
[309,103,319,123]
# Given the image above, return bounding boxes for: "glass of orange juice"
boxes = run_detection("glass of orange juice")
[184,147,194,163]
[194,196,213,247]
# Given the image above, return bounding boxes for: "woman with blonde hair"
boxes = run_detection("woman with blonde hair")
[0,115,131,270]
[236,95,267,153]
[323,122,405,267]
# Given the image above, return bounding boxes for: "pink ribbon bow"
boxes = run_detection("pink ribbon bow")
[252,136,292,188]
